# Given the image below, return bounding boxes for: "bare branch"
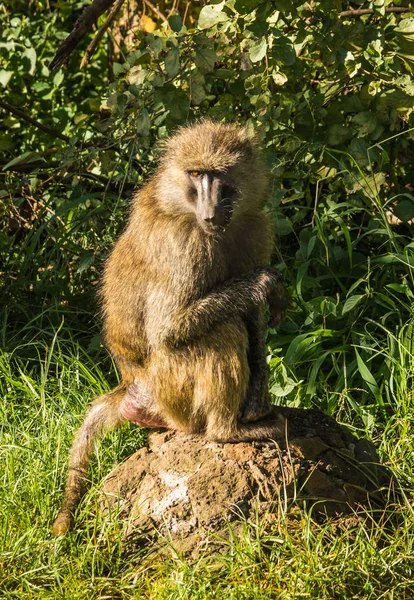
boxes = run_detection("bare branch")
[80,0,127,68]
[183,1,191,26]
[143,0,168,23]
[49,0,116,71]
[0,100,70,142]
[339,6,412,18]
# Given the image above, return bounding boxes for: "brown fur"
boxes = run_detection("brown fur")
[53,121,289,535]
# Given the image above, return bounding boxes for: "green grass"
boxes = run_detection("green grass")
[1,308,413,599]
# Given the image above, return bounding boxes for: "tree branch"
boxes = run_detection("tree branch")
[0,101,70,142]
[80,0,127,68]
[143,0,168,23]
[49,0,116,71]
[339,6,412,18]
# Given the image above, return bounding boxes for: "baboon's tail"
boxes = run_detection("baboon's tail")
[53,386,126,536]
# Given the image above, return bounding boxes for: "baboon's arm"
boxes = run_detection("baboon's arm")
[239,306,272,422]
[152,266,284,348]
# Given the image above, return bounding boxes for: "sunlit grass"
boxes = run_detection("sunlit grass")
[0,316,413,599]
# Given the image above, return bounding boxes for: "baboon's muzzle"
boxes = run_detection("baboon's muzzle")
[196,173,234,232]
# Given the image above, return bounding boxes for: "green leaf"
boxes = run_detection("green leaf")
[169,89,190,120]
[395,75,414,97]
[147,35,163,58]
[53,71,64,88]
[270,377,297,397]
[249,38,268,63]
[272,36,296,66]
[77,252,95,274]
[0,137,14,151]
[22,47,36,76]
[74,113,88,125]
[372,253,414,268]
[344,51,361,78]
[275,216,292,236]
[364,39,383,66]
[349,138,369,166]
[0,70,12,87]
[235,0,264,13]
[342,294,365,315]
[113,62,125,76]
[126,50,150,68]
[352,111,378,138]
[198,2,228,29]
[326,124,349,146]
[284,333,319,366]
[189,76,206,105]
[306,351,330,398]
[165,46,180,77]
[136,108,151,136]
[386,283,413,295]
[395,18,414,40]
[393,198,414,223]
[376,90,414,113]
[373,0,385,16]
[354,348,380,399]
[195,48,217,73]
[215,68,234,79]
[3,152,41,170]
[168,14,182,32]
[272,71,288,86]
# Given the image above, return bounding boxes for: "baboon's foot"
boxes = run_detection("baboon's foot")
[240,388,272,423]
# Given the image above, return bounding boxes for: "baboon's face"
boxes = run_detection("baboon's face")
[157,122,266,232]
[186,169,237,235]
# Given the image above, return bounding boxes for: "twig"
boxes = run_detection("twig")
[167,0,180,18]
[49,0,116,71]
[0,100,70,142]
[183,0,191,26]
[339,6,412,18]
[143,0,168,23]
[80,0,127,68]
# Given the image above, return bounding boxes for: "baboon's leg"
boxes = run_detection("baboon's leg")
[145,347,198,432]
[192,320,285,444]
[146,319,285,442]
[200,322,250,440]
[53,387,126,536]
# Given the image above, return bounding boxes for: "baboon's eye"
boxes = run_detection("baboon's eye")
[189,170,201,177]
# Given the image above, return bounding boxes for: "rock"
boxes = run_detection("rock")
[100,407,391,554]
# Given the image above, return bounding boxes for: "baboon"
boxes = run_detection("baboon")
[53,121,289,536]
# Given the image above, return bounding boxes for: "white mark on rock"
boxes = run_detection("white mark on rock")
[151,470,191,519]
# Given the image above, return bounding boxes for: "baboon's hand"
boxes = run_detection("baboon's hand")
[251,266,283,304]
[251,266,289,326]
[268,283,290,327]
